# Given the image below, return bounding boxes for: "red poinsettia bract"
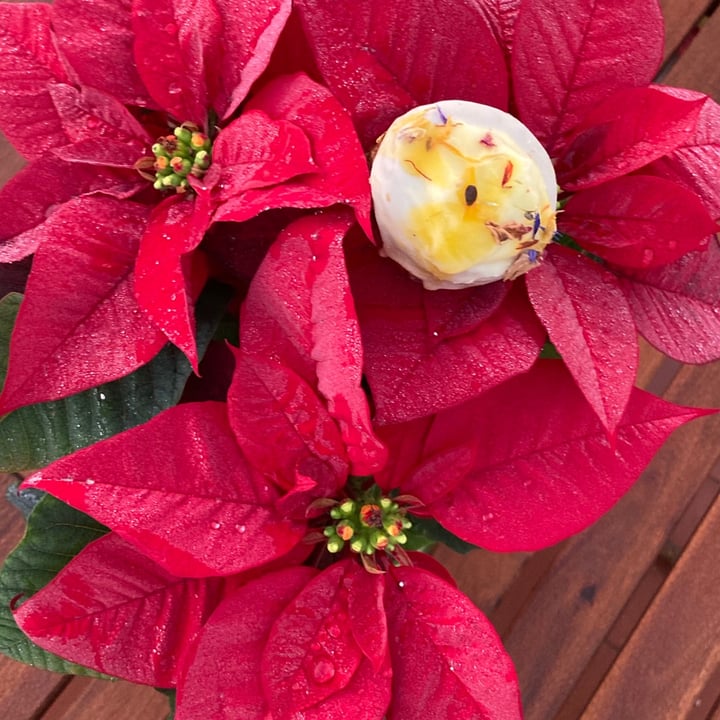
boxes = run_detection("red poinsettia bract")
[0,0,369,413]
[289,0,720,434]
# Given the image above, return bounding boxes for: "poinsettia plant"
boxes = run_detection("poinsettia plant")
[0,0,717,718]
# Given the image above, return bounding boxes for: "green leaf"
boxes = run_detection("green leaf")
[0,283,230,471]
[409,516,478,554]
[539,340,561,359]
[0,494,109,675]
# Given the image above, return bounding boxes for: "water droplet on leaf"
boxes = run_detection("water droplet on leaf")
[312,658,336,684]
[327,624,341,639]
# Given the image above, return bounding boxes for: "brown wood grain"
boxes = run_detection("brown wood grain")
[582,493,720,720]
[659,0,715,61]
[40,677,169,720]
[664,3,720,97]
[0,130,24,189]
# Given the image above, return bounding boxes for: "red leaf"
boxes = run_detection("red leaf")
[512,0,663,155]
[52,0,153,107]
[23,402,304,577]
[212,0,292,119]
[208,109,317,204]
[132,0,222,125]
[261,560,391,718]
[229,350,349,493]
[526,246,638,434]
[0,3,70,159]
[346,560,388,671]
[561,175,718,269]
[422,281,510,341]
[295,656,392,720]
[557,87,705,190]
[647,91,720,221]
[385,565,521,720]
[134,195,210,372]
[294,0,508,147]
[421,361,712,550]
[0,197,167,414]
[377,416,475,506]
[176,567,317,720]
[479,0,521,53]
[235,210,386,476]
[15,534,236,686]
[48,84,150,152]
[374,415,436,494]
[619,241,720,363]
[0,158,138,263]
[216,73,372,237]
[347,241,545,423]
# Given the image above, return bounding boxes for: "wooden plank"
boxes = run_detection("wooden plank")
[40,677,169,720]
[0,655,69,720]
[0,131,24,189]
[499,360,720,720]
[664,5,720,97]
[659,0,715,61]
[582,494,720,719]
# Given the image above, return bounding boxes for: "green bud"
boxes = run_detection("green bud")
[340,500,356,515]
[327,538,344,553]
[174,126,193,144]
[161,174,183,187]
[193,150,211,169]
[350,538,365,554]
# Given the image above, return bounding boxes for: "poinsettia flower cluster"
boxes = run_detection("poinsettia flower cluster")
[0,0,369,412]
[12,212,708,718]
[0,0,718,717]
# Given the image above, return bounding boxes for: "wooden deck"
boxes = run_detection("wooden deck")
[0,1,719,718]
